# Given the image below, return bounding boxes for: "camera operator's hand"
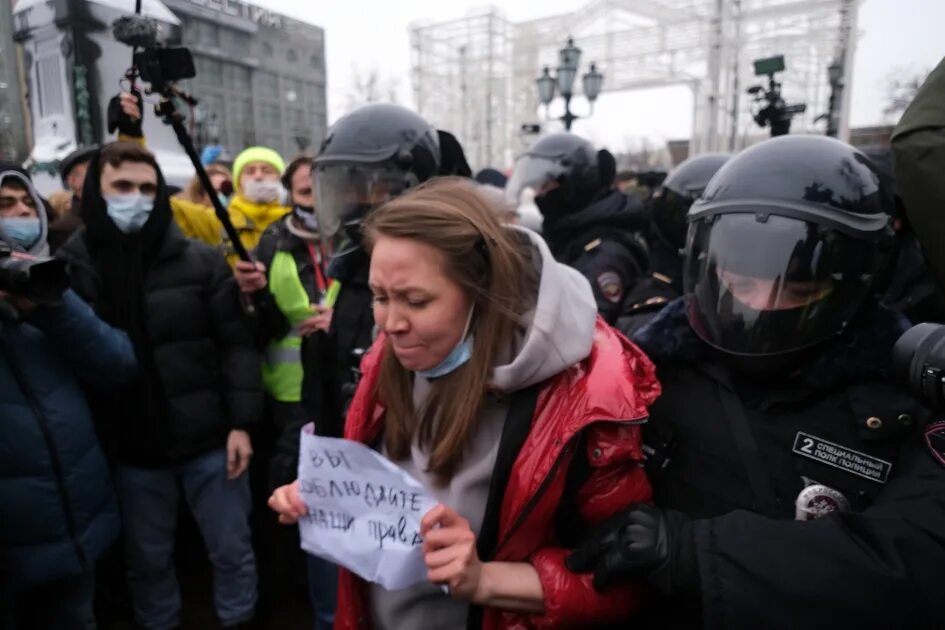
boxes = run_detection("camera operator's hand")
[108,90,143,138]
[233,261,267,294]
[0,252,39,315]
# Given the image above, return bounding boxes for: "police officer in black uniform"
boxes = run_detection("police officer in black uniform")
[567,135,945,628]
[505,133,648,323]
[616,153,730,336]
[300,103,443,438]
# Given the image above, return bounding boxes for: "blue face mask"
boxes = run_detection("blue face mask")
[416,307,475,379]
[105,193,155,233]
[0,217,41,249]
[217,192,230,208]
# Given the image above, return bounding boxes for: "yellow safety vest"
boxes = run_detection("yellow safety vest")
[262,244,341,402]
[262,251,315,402]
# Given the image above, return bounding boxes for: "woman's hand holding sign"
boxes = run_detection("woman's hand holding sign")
[268,480,307,524]
[264,418,547,612]
[421,503,545,613]
[421,504,483,601]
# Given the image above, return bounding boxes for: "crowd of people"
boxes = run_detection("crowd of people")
[3,54,945,630]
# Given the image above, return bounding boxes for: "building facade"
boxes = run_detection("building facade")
[165,0,327,161]
[0,0,29,162]
[12,0,326,190]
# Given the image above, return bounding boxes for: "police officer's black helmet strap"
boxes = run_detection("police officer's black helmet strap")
[700,363,781,516]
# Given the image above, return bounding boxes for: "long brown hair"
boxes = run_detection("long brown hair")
[363,177,536,484]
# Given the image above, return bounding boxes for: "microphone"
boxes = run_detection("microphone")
[112,15,159,49]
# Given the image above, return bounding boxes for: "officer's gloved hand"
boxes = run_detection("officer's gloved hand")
[566,504,699,597]
[107,90,144,137]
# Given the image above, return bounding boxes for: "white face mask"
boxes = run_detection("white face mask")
[105,193,155,233]
[243,179,284,204]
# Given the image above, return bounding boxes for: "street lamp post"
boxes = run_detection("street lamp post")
[825,61,843,138]
[535,37,604,131]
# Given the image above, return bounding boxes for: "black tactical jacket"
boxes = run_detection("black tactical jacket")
[543,190,648,324]
[300,247,375,440]
[629,299,945,629]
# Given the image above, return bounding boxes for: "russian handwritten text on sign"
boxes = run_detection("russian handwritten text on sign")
[297,425,437,590]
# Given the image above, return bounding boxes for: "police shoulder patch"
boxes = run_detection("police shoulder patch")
[596,270,624,304]
[924,422,945,469]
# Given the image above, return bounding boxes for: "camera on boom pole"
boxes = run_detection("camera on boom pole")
[747,55,807,138]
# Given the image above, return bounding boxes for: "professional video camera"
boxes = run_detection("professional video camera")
[746,55,807,137]
[0,244,69,305]
[112,15,197,93]
[110,7,252,266]
[111,14,195,92]
[893,324,945,411]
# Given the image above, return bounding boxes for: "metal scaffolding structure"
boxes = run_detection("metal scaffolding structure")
[409,0,860,169]
[411,9,515,170]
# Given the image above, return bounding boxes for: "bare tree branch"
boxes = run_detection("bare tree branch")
[883,66,929,119]
[345,65,401,113]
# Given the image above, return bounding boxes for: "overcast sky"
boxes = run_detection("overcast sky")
[249,0,945,151]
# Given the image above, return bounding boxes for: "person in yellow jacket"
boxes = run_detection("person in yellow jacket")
[116,93,291,266]
[171,147,291,267]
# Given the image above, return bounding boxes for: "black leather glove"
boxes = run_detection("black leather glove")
[107,90,143,137]
[566,504,699,597]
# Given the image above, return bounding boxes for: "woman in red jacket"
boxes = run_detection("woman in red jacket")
[269,178,658,629]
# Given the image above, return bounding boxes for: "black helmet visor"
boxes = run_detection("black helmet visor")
[504,155,568,207]
[313,162,417,251]
[685,212,886,356]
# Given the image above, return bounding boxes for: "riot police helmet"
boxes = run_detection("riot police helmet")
[505,133,610,223]
[313,103,440,253]
[652,152,731,251]
[685,135,895,356]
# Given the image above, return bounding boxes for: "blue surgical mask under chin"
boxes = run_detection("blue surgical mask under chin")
[0,217,41,249]
[416,308,475,380]
[105,193,155,233]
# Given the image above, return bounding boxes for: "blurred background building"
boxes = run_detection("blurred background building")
[165,0,327,161]
[11,0,326,191]
[0,0,30,162]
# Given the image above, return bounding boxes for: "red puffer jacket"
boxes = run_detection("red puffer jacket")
[334,319,660,629]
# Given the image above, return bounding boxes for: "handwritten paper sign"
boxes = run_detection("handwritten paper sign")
[297,424,438,590]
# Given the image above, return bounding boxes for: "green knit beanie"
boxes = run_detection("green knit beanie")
[233,146,286,190]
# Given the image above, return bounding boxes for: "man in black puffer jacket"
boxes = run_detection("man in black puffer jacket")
[57,142,263,630]
[506,133,648,323]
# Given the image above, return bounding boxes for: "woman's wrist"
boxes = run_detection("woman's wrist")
[468,561,544,613]
[471,561,496,605]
